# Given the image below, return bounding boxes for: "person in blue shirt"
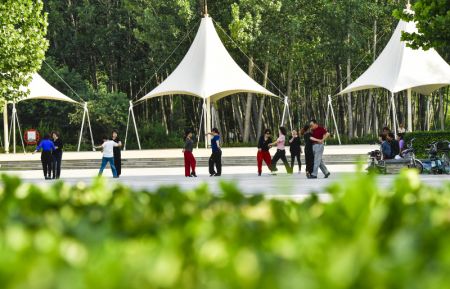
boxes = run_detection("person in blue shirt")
[208,128,222,176]
[379,133,392,160]
[33,133,56,180]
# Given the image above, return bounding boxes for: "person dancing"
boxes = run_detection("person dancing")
[208,128,222,176]
[257,129,273,176]
[112,130,122,177]
[300,125,314,178]
[95,136,119,178]
[289,129,302,173]
[183,130,197,177]
[309,119,330,179]
[33,134,55,180]
[270,127,293,174]
[51,131,63,179]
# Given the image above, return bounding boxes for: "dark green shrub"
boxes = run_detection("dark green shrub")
[403,130,450,157]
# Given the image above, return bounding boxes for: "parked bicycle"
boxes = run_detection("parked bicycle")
[424,140,450,174]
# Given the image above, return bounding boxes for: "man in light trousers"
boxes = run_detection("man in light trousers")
[309,119,330,179]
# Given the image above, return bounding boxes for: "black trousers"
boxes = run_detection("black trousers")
[209,150,222,175]
[290,151,301,171]
[41,151,53,178]
[114,153,121,176]
[271,149,292,173]
[304,148,314,175]
[52,152,62,178]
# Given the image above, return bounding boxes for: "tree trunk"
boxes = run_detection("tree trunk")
[346,35,353,138]
[286,60,293,127]
[232,96,244,141]
[243,57,255,142]
[365,18,377,135]
[336,64,345,135]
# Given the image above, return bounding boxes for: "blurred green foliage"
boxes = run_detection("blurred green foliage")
[1,171,450,288]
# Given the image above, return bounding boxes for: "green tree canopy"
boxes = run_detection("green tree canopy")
[0,0,49,102]
[395,0,450,50]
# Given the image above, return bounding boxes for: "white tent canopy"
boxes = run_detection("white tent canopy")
[339,6,450,133]
[20,73,79,103]
[4,73,94,153]
[138,16,276,103]
[340,17,450,95]
[127,15,279,149]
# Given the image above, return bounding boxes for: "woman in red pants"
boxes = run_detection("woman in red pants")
[257,129,273,176]
[183,130,197,177]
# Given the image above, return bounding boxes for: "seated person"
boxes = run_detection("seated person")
[397,133,405,152]
[379,134,392,160]
[387,132,400,158]
[382,126,391,135]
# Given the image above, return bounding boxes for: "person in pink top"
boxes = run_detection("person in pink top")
[269,126,293,174]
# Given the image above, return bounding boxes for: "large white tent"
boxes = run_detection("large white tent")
[126,13,279,149]
[3,73,94,153]
[339,4,450,133]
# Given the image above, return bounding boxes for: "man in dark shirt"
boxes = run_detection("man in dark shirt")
[309,119,330,179]
[208,128,222,176]
[387,132,400,158]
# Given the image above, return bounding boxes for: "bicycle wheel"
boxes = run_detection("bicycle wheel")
[411,160,424,174]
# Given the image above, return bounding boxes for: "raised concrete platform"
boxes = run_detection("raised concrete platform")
[0,145,378,171]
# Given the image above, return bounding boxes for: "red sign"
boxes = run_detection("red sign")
[24,129,40,145]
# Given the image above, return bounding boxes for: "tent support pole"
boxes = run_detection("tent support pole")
[328,95,341,145]
[281,97,288,126]
[12,104,26,154]
[391,92,398,136]
[205,98,211,149]
[426,97,431,131]
[286,99,293,130]
[124,102,132,151]
[85,104,95,151]
[130,101,142,150]
[77,102,87,152]
[12,102,16,154]
[197,101,205,150]
[3,101,9,153]
[407,88,412,132]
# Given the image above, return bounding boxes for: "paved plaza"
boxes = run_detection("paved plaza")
[1,145,449,199]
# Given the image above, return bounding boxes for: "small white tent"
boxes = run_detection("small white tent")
[4,73,94,153]
[339,5,450,133]
[21,73,79,103]
[127,14,278,149]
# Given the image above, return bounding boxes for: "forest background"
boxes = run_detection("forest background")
[4,0,450,149]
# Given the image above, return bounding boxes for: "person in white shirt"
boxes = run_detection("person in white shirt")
[95,136,119,178]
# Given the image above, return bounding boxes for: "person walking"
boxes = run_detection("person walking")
[112,130,122,177]
[309,120,330,179]
[208,128,222,176]
[95,136,119,178]
[257,129,273,176]
[289,129,302,173]
[270,127,293,174]
[33,133,55,180]
[300,125,314,178]
[183,130,197,177]
[51,131,63,179]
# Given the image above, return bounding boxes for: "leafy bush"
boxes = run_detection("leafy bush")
[326,135,378,145]
[1,171,450,288]
[403,130,450,157]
